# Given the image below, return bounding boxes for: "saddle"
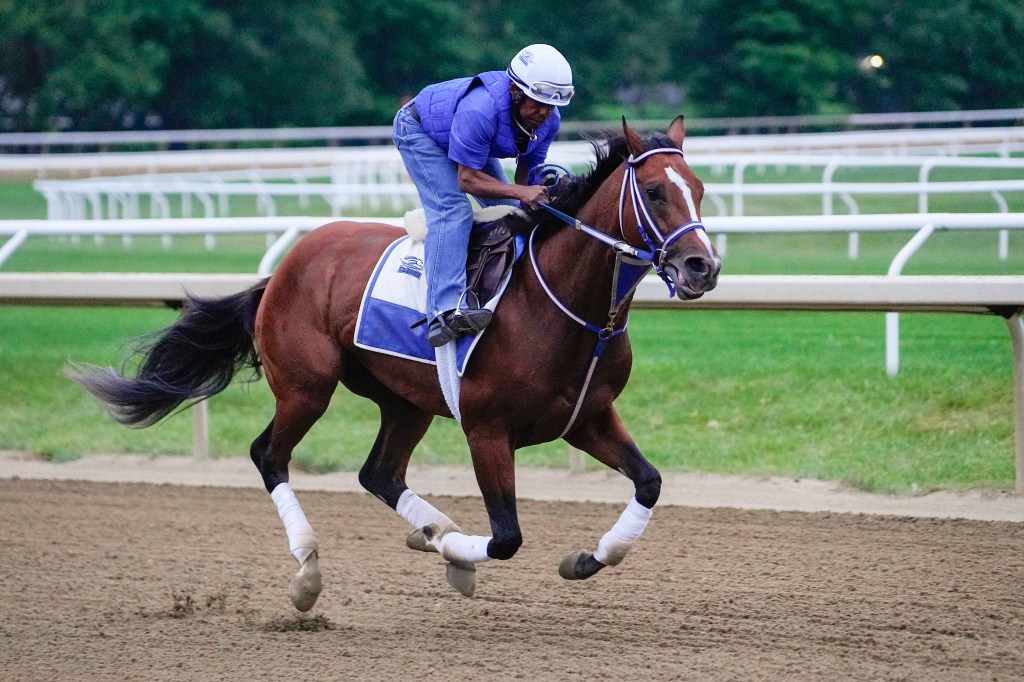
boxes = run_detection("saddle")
[466,211,531,304]
[404,206,532,306]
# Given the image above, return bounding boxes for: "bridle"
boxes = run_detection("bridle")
[529,147,709,437]
[618,147,707,297]
[537,147,708,299]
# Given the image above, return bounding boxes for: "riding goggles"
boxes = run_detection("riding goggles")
[507,70,575,105]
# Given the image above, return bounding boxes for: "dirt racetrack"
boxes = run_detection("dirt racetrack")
[3,473,1024,682]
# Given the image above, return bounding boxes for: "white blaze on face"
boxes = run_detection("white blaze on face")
[665,166,714,256]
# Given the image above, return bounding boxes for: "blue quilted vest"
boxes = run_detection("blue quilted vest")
[415,71,559,160]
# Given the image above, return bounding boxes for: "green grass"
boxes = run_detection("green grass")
[5,225,1020,278]
[0,167,1021,492]
[0,305,1013,493]
[4,234,271,272]
[619,310,1013,492]
[0,180,47,218]
[721,230,1024,276]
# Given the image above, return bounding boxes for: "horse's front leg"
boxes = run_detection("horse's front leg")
[354,393,480,597]
[560,406,661,580]
[397,492,481,597]
[408,424,523,594]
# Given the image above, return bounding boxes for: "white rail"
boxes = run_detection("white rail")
[1,213,1021,376]
[32,176,1024,221]
[30,149,1024,226]
[2,271,1019,313]
[5,126,1024,181]
[2,107,1022,149]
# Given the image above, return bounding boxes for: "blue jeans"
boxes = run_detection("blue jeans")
[392,104,514,319]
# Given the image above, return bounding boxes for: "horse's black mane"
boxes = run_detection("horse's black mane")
[525,130,677,229]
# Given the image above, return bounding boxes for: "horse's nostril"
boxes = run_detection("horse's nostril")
[685,256,711,277]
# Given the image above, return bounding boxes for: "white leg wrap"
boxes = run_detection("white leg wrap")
[395,490,448,529]
[396,490,491,563]
[270,482,317,565]
[439,533,492,564]
[593,497,653,567]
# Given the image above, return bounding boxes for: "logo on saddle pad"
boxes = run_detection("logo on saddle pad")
[356,233,522,375]
[396,255,424,279]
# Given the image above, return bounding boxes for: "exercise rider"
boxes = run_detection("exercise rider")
[392,44,574,347]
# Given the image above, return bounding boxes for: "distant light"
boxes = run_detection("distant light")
[858,54,886,72]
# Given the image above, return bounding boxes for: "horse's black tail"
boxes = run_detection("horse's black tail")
[67,280,269,428]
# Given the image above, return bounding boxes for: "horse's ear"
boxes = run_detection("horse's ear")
[667,115,686,148]
[621,116,645,157]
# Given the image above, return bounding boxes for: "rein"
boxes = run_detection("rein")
[531,147,707,437]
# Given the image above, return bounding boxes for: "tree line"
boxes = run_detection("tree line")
[1,0,1021,132]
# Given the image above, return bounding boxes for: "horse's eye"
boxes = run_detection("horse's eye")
[644,185,664,203]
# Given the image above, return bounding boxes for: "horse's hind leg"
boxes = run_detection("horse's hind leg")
[251,382,336,612]
[355,393,477,597]
[398,423,526,595]
[560,406,661,581]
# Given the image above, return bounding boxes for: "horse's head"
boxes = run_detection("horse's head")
[619,117,721,300]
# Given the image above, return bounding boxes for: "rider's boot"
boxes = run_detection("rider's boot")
[427,307,493,347]
[427,290,494,348]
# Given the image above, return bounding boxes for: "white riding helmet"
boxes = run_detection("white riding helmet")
[507,44,574,107]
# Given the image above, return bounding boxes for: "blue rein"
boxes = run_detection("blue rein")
[537,202,654,260]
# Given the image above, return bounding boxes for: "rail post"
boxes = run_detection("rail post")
[192,400,210,460]
[569,446,586,474]
[886,223,936,376]
[1007,312,1024,495]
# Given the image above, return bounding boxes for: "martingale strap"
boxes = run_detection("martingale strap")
[531,147,708,436]
[528,226,626,438]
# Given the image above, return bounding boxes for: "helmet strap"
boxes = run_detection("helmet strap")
[510,88,538,143]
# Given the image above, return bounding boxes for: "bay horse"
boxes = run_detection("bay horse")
[68,117,720,611]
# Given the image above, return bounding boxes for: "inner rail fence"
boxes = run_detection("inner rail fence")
[1,211,1022,376]
[32,173,1024,221]
[29,152,1024,265]
[4,125,1024,181]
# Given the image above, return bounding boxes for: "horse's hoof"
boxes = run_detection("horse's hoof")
[446,560,477,597]
[288,551,322,612]
[559,550,605,581]
[406,520,462,553]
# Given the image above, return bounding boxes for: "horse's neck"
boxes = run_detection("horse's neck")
[533,192,627,329]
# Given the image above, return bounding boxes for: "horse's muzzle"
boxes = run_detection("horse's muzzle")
[666,253,721,300]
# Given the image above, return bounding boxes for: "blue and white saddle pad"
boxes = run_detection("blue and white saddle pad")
[354,234,523,377]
